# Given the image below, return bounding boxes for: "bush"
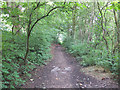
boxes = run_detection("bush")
[28,26,54,65]
[2,31,33,88]
[63,38,119,77]
[2,24,55,88]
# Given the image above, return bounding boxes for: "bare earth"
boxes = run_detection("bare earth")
[21,45,119,88]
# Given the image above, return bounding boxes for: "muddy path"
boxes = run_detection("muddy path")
[21,45,118,88]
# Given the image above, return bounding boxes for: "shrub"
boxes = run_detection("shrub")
[63,38,119,77]
[2,24,55,88]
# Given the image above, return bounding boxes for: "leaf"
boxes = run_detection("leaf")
[13,71,19,78]
[2,69,9,74]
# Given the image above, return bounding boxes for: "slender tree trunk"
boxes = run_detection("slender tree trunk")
[24,16,31,65]
[12,25,14,35]
[97,2,109,51]
[72,3,76,40]
[78,19,82,41]
[24,32,30,64]
[113,8,119,54]
[88,8,94,43]
[113,3,120,85]
[118,9,120,86]
[67,23,70,38]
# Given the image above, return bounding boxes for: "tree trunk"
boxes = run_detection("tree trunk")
[113,8,119,54]
[97,2,109,51]
[118,9,120,86]
[72,3,76,40]
[24,32,30,65]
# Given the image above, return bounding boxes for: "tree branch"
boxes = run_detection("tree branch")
[101,2,110,11]
[34,2,40,10]
[30,6,64,33]
[15,22,26,35]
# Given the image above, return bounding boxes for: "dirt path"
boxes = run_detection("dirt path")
[21,45,118,88]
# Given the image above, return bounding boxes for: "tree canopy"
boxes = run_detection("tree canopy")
[1,1,120,88]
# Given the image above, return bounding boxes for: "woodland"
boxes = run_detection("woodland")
[0,1,120,88]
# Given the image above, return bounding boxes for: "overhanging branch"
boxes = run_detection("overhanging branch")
[29,6,64,33]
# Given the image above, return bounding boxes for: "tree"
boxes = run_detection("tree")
[2,1,66,65]
[117,3,120,86]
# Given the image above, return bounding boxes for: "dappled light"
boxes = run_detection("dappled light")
[1,1,120,89]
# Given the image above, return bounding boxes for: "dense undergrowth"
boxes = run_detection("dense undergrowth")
[63,38,119,79]
[2,24,56,88]
[1,1,120,88]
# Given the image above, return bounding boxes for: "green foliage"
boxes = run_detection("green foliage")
[2,31,27,88]
[28,25,55,65]
[2,24,55,88]
[63,38,119,76]
[1,1,120,88]
[1,1,61,88]
[62,2,119,80]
